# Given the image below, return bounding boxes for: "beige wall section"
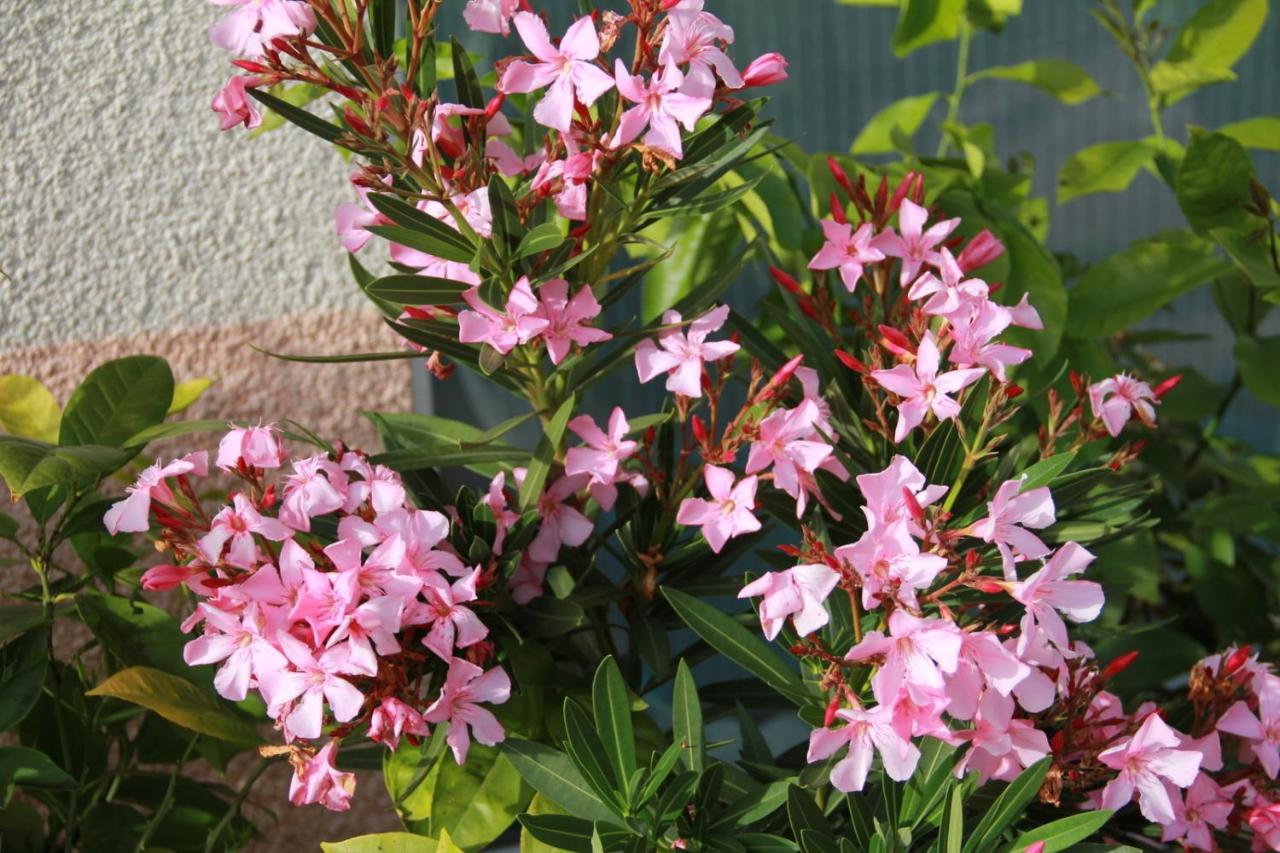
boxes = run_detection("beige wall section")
[0,1,359,349]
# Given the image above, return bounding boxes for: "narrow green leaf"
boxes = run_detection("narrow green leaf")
[661,588,806,703]
[488,175,524,255]
[519,395,575,511]
[969,60,1101,104]
[87,666,258,743]
[1218,116,1280,152]
[961,757,1050,853]
[1018,452,1077,491]
[938,786,963,853]
[366,275,469,305]
[248,89,346,145]
[517,222,567,259]
[502,739,624,826]
[370,0,396,57]
[450,36,484,108]
[591,657,636,789]
[371,445,532,471]
[786,785,833,842]
[562,700,624,810]
[368,194,476,261]
[851,93,940,155]
[518,814,596,852]
[1005,810,1112,853]
[1057,141,1156,204]
[672,660,704,773]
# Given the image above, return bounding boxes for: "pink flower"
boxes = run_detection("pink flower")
[947,300,1032,383]
[969,476,1055,580]
[462,0,519,36]
[261,633,366,741]
[527,473,595,563]
[808,221,885,293]
[1098,713,1203,824]
[807,704,921,793]
[289,741,356,812]
[140,563,207,592]
[741,53,790,87]
[334,174,391,253]
[535,279,612,364]
[952,691,1050,784]
[212,75,262,131]
[906,248,989,320]
[509,556,548,605]
[611,61,712,159]
[104,452,209,535]
[846,611,962,706]
[325,594,404,676]
[834,521,947,611]
[499,13,616,132]
[1009,543,1104,656]
[873,199,960,285]
[184,603,285,703]
[1089,374,1158,437]
[945,631,1033,720]
[658,2,742,97]
[745,401,835,517]
[676,466,762,553]
[565,408,638,511]
[369,698,431,752]
[1161,773,1234,851]
[1247,801,1280,852]
[418,568,489,661]
[217,424,286,470]
[1217,679,1280,778]
[635,305,740,398]
[855,455,948,534]
[280,455,349,532]
[199,493,293,569]
[457,277,551,355]
[208,0,316,58]
[871,332,986,442]
[485,473,521,556]
[423,658,511,765]
[738,564,839,641]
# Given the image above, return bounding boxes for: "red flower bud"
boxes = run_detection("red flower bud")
[261,484,277,509]
[741,53,789,88]
[834,349,867,374]
[877,324,914,358]
[901,486,924,524]
[1050,730,1065,755]
[829,192,848,224]
[1153,374,1182,400]
[874,175,889,219]
[823,693,842,728]
[691,415,709,445]
[1225,645,1253,675]
[956,229,1005,273]
[778,544,801,557]
[375,93,391,112]
[974,580,1005,594]
[484,92,507,122]
[762,355,805,398]
[232,60,272,74]
[888,171,914,215]
[1100,651,1140,681]
[769,265,803,295]
[910,172,926,205]
[828,156,854,198]
[343,105,372,136]
[1069,371,1086,398]
[1005,384,1024,399]
[645,426,657,446]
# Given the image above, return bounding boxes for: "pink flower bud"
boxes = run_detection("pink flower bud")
[956,229,1005,273]
[1153,374,1182,400]
[742,53,789,87]
[1100,651,1140,681]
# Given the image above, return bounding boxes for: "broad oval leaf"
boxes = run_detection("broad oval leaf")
[0,746,76,790]
[851,93,941,155]
[0,437,129,499]
[892,0,965,57]
[321,833,449,852]
[59,355,175,448]
[1176,130,1256,234]
[0,375,60,442]
[1218,116,1280,152]
[1153,0,1268,103]
[1235,334,1280,407]
[0,628,49,733]
[1057,141,1156,204]
[970,60,1100,105]
[87,666,260,744]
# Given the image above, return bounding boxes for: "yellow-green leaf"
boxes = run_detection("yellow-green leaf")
[321,833,440,853]
[852,93,941,155]
[969,60,1101,105]
[87,666,259,744]
[1057,141,1156,204]
[0,376,60,442]
[168,378,213,416]
[892,0,965,57]
[1154,0,1268,103]
[1218,116,1280,152]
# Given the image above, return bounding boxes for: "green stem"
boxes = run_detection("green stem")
[941,409,991,515]
[1187,372,1242,469]
[936,20,972,157]
[205,759,273,853]
[135,736,198,852]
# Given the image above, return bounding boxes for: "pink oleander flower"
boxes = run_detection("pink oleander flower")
[1098,713,1203,824]
[635,304,740,398]
[324,536,419,602]
[946,631,1033,720]
[485,472,521,556]
[906,248,989,320]
[807,704,921,793]
[535,279,612,364]
[947,299,1033,383]
[871,332,986,442]
[741,52,790,87]
[423,658,511,765]
[262,633,367,741]
[527,473,595,563]
[1009,542,1104,656]
[418,568,488,661]
[610,60,712,159]
[808,220,885,293]
[1217,678,1280,778]
[969,476,1055,581]
[1162,773,1234,851]
[212,75,261,131]
[499,13,616,132]
[676,465,762,553]
[326,593,404,677]
[846,610,962,706]
[565,408,638,511]
[834,520,947,611]
[457,277,551,355]
[184,603,285,703]
[368,698,431,752]
[1248,801,1280,852]
[104,452,209,535]
[856,455,948,534]
[335,174,391,253]
[208,0,316,58]
[745,400,835,517]
[1089,373,1158,437]
[140,563,208,592]
[738,564,839,641]
[217,424,286,471]
[289,741,356,811]
[508,556,548,605]
[952,690,1051,784]
[873,199,960,285]
[657,0,742,98]
[280,455,349,532]
[462,0,519,36]
[199,493,293,569]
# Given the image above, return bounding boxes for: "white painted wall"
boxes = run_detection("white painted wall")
[0,1,359,349]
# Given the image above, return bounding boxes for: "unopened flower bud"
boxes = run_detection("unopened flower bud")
[834,349,867,374]
[901,486,924,524]
[1005,384,1024,399]
[956,229,1005,272]
[1100,650,1140,681]
[877,324,913,358]
[769,265,803,295]
[1225,645,1253,675]
[828,156,854,198]
[830,192,848,224]
[888,172,914,215]
[1153,374,1182,400]
[823,693,842,728]
[691,415,709,445]
[742,53,789,87]
[484,93,507,122]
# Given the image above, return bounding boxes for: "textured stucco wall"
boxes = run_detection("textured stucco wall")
[0,1,358,348]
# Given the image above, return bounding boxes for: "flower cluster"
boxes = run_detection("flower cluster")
[107,425,512,811]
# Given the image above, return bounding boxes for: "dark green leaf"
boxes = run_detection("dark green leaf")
[1005,810,1112,853]
[368,194,476,262]
[0,628,48,732]
[248,89,347,146]
[0,438,129,498]
[1176,130,1255,233]
[366,275,469,305]
[370,0,396,57]
[562,700,623,809]
[518,814,596,852]
[892,0,965,56]
[519,395,575,511]
[591,657,636,790]
[786,785,833,842]
[450,36,484,108]
[962,758,1051,853]
[502,739,624,826]
[1233,335,1280,407]
[672,659,704,773]
[0,746,75,791]
[60,356,174,448]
